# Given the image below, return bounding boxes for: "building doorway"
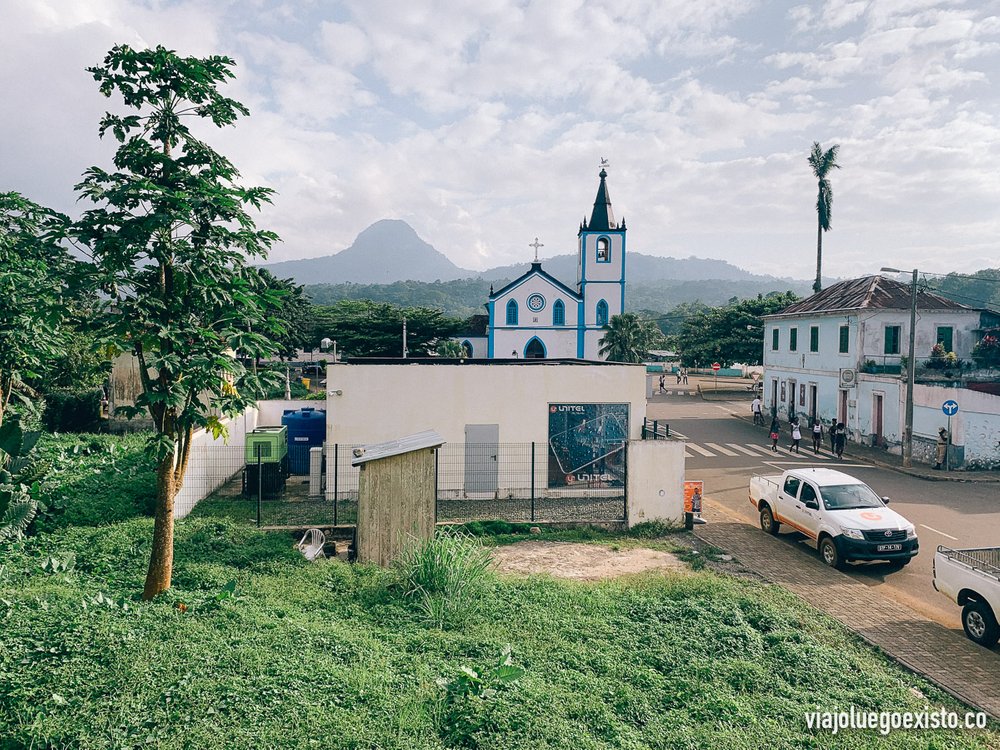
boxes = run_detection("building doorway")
[788,379,797,420]
[464,424,499,494]
[872,393,884,447]
[809,384,818,421]
[525,337,546,359]
[839,389,849,426]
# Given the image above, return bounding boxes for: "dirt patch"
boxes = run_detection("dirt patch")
[490,540,688,580]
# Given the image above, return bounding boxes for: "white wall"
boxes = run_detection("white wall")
[325,361,647,445]
[257,399,319,426]
[174,408,259,518]
[324,361,647,499]
[625,440,685,526]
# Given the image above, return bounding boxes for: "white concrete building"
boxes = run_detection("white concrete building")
[763,275,1000,466]
[322,359,685,523]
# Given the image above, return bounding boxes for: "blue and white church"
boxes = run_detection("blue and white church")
[475,168,627,360]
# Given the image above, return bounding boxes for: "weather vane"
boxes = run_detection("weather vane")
[600,157,610,170]
[529,237,544,262]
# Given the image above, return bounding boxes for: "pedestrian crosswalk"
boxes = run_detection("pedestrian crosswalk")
[654,389,697,397]
[682,440,839,461]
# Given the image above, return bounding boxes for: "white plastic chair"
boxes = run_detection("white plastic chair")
[297,528,326,561]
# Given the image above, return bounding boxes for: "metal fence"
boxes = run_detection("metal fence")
[191,441,627,527]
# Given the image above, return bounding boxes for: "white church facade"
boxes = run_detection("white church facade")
[470,168,627,360]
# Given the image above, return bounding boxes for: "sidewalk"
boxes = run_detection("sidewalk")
[694,500,1000,718]
[732,411,1000,484]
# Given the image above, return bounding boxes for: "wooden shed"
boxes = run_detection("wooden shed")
[352,430,445,566]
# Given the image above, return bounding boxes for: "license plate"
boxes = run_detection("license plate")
[877,543,902,552]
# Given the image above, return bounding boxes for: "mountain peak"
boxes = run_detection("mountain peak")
[263,219,471,284]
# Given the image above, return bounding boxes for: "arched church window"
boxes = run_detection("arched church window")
[553,299,565,326]
[596,299,609,327]
[596,237,610,263]
[525,337,546,359]
[506,299,518,325]
[461,340,473,357]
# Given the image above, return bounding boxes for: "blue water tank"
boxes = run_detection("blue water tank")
[281,407,326,474]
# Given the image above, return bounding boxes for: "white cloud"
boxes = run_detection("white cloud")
[2,0,1000,282]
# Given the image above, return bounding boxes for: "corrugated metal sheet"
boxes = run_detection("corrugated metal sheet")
[769,275,973,317]
[351,430,445,466]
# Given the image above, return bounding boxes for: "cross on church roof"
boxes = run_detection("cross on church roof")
[529,237,544,262]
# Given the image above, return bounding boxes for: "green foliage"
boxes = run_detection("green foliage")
[972,331,1000,368]
[41,389,104,433]
[73,43,287,595]
[926,268,1000,311]
[306,277,502,318]
[252,270,311,359]
[627,520,681,538]
[396,528,495,628]
[304,278,818,318]
[434,646,525,747]
[307,300,464,358]
[599,313,664,363]
[74,44,283,458]
[0,192,73,427]
[437,339,466,357]
[32,433,156,530]
[808,141,841,293]
[0,418,44,543]
[0,519,995,748]
[675,291,800,367]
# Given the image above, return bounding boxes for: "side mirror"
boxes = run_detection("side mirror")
[804,500,819,510]
[881,496,890,505]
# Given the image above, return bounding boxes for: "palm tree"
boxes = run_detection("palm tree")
[807,141,840,294]
[599,313,663,363]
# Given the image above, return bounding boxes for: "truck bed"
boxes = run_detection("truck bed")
[936,546,1000,583]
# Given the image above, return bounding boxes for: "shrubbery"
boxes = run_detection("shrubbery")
[42,388,104,433]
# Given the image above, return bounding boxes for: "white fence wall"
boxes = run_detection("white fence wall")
[174,408,259,518]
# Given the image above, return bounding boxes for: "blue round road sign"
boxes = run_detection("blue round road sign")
[942,400,959,416]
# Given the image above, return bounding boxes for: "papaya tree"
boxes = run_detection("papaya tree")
[73,45,283,599]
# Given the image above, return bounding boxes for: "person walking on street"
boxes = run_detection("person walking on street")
[682,369,689,385]
[788,421,802,453]
[934,427,949,470]
[751,395,763,425]
[829,417,837,454]
[834,422,846,459]
[811,419,823,454]
[769,417,781,452]
[658,374,666,394]
[676,369,682,385]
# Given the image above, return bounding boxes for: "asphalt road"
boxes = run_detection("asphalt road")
[647,390,1000,631]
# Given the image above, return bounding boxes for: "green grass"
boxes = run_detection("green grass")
[32,432,157,530]
[0,518,995,749]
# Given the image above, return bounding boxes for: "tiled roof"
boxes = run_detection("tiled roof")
[768,275,973,317]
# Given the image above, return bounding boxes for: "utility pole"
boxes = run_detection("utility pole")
[882,267,918,467]
[402,316,408,359]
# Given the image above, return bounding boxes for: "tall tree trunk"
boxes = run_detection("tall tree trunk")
[143,452,177,599]
[814,223,823,294]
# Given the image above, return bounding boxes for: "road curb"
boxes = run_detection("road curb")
[727,412,1000,484]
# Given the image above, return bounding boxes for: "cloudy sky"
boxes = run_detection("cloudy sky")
[3,0,1000,279]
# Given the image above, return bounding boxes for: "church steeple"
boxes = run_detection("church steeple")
[588,168,617,231]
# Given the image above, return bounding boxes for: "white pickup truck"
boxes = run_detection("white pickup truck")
[933,546,1000,647]
[748,468,919,569]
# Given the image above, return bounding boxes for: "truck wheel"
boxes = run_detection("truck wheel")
[759,506,779,535]
[962,600,1000,647]
[819,537,845,570]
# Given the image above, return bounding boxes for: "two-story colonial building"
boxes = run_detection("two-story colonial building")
[471,168,627,360]
[762,275,996,459]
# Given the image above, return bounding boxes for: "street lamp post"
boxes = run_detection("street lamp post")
[881,267,918,467]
